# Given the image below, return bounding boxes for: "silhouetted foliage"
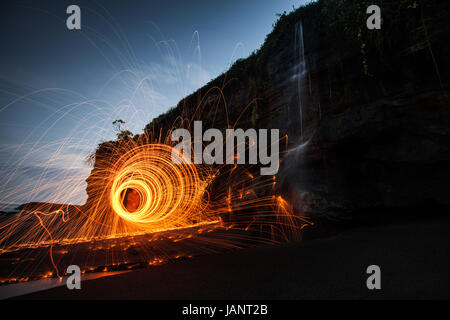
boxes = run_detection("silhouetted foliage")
[116,130,133,141]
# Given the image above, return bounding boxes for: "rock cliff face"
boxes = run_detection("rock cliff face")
[272,1,450,218]
[86,0,450,221]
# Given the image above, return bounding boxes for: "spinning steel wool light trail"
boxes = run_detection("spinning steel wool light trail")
[0,79,315,284]
[0,135,311,284]
[0,142,215,251]
[0,7,313,284]
[0,74,317,283]
[96,143,213,231]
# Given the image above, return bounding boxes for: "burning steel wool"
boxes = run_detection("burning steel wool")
[0,133,312,284]
[99,143,214,231]
[0,1,318,284]
[0,13,314,283]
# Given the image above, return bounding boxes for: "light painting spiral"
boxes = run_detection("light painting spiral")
[109,144,209,229]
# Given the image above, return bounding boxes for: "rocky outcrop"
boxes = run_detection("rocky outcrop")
[86,0,450,221]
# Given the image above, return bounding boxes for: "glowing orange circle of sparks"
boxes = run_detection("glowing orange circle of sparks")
[109,144,207,229]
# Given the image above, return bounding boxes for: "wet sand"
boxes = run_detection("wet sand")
[16,215,450,299]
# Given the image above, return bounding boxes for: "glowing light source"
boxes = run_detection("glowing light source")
[109,144,209,229]
[0,140,312,284]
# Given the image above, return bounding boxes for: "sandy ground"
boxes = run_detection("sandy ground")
[15,216,450,299]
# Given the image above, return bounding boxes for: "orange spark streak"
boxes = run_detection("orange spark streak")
[33,213,61,280]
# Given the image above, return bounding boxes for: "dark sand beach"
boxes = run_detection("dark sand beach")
[16,214,450,300]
